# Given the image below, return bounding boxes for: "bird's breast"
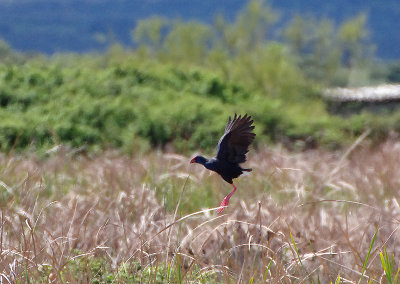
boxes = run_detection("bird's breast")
[204,162,217,171]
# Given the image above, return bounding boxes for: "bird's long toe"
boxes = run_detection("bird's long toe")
[217,197,229,213]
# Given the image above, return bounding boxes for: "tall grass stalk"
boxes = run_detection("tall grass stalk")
[1,141,400,281]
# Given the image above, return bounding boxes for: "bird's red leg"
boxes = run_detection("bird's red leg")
[217,183,237,213]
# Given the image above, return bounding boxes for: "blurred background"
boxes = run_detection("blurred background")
[0,0,399,153]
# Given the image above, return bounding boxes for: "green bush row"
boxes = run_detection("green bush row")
[0,56,398,154]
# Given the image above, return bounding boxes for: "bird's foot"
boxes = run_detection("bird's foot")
[217,197,229,213]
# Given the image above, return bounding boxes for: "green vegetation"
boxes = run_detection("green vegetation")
[0,55,396,154]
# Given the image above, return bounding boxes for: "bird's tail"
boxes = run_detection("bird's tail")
[242,168,252,172]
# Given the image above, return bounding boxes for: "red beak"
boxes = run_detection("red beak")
[190,157,196,164]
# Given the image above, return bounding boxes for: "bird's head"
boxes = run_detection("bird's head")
[190,155,207,165]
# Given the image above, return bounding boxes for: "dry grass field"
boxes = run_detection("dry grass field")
[1,139,400,283]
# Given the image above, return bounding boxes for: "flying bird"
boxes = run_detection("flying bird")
[190,113,256,213]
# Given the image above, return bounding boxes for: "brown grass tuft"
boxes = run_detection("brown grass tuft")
[1,140,400,282]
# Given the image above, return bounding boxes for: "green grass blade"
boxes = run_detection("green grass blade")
[358,227,378,283]
[263,260,273,281]
[147,267,152,284]
[380,251,387,272]
[290,232,304,268]
[385,247,393,282]
[167,260,171,283]
[335,273,341,284]
[393,267,400,283]
[176,255,182,284]
[24,262,30,284]
[380,247,393,284]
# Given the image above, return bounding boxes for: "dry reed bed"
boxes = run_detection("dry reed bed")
[0,140,400,282]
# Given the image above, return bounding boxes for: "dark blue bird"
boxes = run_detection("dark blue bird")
[190,113,256,213]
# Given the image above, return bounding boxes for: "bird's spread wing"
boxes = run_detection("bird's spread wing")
[216,113,256,163]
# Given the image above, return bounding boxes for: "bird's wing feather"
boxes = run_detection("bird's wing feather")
[217,113,256,163]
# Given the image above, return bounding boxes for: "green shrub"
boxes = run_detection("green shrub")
[0,55,397,153]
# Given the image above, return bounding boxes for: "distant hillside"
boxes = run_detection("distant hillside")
[0,0,399,59]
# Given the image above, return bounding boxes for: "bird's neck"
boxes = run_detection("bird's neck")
[196,156,209,165]
[199,157,218,171]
